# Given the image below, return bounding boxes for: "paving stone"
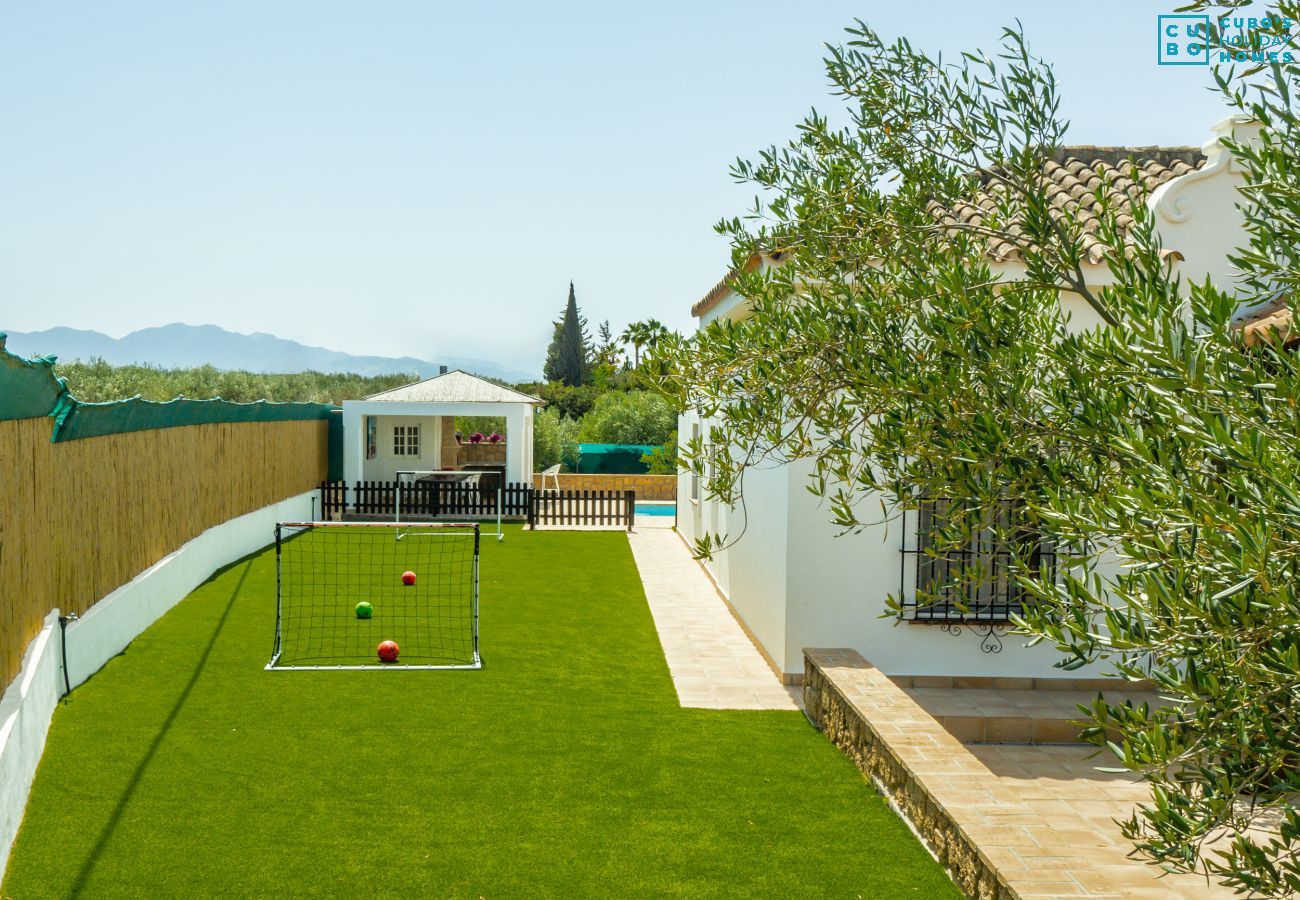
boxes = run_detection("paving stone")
[627,528,799,711]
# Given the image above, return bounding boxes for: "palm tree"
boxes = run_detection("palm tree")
[620,322,649,368]
[642,319,669,354]
[620,320,671,368]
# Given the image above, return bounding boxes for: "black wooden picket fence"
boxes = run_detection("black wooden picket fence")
[318,481,635,531]
[527,488,636,531]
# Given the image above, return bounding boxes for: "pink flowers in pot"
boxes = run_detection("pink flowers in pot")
[468,432,484,443]
[488,433,502,443]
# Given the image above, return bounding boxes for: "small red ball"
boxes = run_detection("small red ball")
[401,570,416,586]
[377,640,400,662]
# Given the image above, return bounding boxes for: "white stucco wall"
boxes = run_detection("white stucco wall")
[679,447,1110,679]
[1154,116,1254,295]
[361,414,443,481]
[676,413,700,543]
[0,612,59,884]
[677,409,792,671]
[0,490,314,878]
[712,461,790,670]
[780,459,1111,678]
[700,293,748,326]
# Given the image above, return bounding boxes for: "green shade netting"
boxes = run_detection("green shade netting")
[575,443,658,475]
[0,334,69,421]
[55,395,336,441]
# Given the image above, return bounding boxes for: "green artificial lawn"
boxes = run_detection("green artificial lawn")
[3,526,958,898]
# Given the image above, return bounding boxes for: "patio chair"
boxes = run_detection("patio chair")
[540,464,561,494]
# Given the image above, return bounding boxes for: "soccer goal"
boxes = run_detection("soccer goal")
[267,521,480,670]
[395,470,504,542]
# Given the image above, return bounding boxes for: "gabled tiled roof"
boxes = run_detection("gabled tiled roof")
[364,369,541,404]
[692,147,1207,319]
[691,251,789,319]
[932,147,1204,264]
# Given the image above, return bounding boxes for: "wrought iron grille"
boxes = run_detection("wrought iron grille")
[898,498,1055,623]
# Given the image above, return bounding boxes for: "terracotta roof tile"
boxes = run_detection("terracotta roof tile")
[931,148,1203,265]
[691,147,1207,319]
[1235,298,1296,348]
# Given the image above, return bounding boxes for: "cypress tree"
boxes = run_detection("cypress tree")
[542,321,563,383]
[543,281,591,386]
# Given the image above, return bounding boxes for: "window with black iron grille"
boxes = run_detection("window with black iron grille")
[898,498,1055,623]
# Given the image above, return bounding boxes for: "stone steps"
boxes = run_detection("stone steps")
[896,684,1161,744]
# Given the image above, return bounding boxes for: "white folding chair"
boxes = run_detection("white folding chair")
[540,464,561,493]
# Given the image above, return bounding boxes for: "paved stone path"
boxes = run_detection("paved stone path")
[966,743,1230,899]
[627,528,801,710]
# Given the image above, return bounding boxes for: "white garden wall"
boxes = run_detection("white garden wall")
[0,489,314,879]
[0,612,60,884]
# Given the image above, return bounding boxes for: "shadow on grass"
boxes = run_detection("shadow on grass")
[68,560,251,899]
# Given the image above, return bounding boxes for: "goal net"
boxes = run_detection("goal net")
[268,521,480,670]
[394,470,504,542]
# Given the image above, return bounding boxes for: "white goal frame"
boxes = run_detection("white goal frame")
[394,470,504,542]
[267,520,481,671]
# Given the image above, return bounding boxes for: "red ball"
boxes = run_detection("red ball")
[377,640,400,662]
[401,570,416,586]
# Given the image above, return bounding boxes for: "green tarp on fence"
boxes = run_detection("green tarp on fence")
[0,336,68,421]
[576,443,657,475]
[52,395,336,441]
[0,332,337,444]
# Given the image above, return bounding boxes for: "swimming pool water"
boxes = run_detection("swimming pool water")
[635,503,676,517]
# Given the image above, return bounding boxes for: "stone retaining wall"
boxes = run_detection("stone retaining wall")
[804,649,1010,899]
[533,473,676,500]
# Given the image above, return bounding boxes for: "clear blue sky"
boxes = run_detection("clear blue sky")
[0,1,1230,375]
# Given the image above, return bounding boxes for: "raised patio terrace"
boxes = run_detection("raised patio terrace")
[805,649,1231,899]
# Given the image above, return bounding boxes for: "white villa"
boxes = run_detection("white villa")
[341,369,541,487]
[676,116,1272,682]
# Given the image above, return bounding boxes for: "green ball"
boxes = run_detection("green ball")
[355,601,373,619]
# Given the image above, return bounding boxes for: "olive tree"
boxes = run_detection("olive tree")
[652,14,1300,894]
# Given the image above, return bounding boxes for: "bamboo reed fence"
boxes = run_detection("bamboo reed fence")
[0,417,328,689]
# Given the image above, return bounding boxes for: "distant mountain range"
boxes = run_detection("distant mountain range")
[2,324,537,384]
